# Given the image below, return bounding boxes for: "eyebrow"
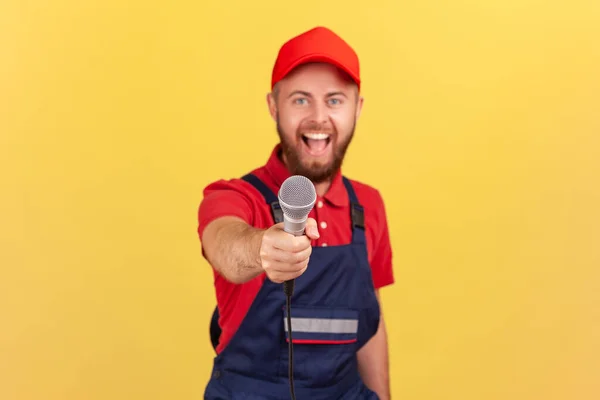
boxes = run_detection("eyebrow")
[325,91,348,98]
[288,90,312,98]
[287,90,348,98]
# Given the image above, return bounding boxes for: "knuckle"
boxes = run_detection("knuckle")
[295,240,307,252]
[294,259,308,272]
[282,238,294,251]
[290,241,300,252]
[302,259,310,270]
[294,252,305,263]
[294,268,307,278]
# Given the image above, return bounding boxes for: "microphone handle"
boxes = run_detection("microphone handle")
[282,215,307,297]
[282,217,307,237]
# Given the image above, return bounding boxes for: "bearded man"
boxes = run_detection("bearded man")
[198,26,394,400]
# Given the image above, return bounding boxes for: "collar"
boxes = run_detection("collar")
[264,144,349,207]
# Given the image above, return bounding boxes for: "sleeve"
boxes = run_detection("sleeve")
[197,179,255,241]
[369,190,395,289]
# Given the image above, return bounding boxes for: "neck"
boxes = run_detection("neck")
[279,150,334,197]
[313,180,332,197]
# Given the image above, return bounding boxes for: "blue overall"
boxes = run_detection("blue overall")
[205,173,381,399]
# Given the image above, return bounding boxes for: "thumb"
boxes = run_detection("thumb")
[304,217,320,239]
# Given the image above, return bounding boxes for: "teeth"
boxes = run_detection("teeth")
[302,133,330,140]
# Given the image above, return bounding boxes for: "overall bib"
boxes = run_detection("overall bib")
[205,173,381,400]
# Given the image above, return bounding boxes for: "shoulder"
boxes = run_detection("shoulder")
[197,166,272,237]
[201,167,269,200]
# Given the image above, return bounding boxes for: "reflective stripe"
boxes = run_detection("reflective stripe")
[283,317,358,334]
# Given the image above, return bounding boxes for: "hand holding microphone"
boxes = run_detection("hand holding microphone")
[258,176,318,288]
[258,218,318,284]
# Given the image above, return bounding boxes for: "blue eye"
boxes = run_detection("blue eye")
[294,98,307,105]
[328,98,341,105]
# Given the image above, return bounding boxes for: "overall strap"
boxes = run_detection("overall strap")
[241,173,364,242]
[342,176,366,244]
[241,173,284,224]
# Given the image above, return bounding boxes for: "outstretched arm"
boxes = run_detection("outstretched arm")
[201,215,321,285]
[201,216,266,284]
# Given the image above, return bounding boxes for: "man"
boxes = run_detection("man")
[198,26,394,400]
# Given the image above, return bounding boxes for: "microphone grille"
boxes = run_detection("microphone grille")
[278,175,317,220]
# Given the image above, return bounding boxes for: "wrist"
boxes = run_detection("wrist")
[251,228,266,271]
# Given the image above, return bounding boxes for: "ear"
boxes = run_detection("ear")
[355,95,364,120]
[266,92,277,121]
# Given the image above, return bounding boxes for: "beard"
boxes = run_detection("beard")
[276,115,356,183]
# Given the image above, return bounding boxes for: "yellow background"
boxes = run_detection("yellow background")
[1,0,599,399]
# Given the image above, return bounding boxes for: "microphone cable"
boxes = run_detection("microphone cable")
[283,279,296,400]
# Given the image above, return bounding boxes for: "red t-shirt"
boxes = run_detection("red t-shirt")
[197,144,395,353]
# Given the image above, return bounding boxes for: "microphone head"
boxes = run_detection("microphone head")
[278,175,317,220]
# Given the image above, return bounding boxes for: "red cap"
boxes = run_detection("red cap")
[271,26,360,90]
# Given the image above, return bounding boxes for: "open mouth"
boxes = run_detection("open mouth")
[301,133,332,156]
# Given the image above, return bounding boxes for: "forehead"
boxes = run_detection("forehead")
[277,62,356,93]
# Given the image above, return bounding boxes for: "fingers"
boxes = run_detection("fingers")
[266,266,309,284]
[268,219,320,244]
[267,229,313,253]
[265,245,312,265]
[304,217,320,240]
[261,258,310,284]
[260,244,311,275]
[262,258,309,276]
[260,220,319,284]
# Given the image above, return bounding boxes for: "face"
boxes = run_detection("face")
[267,63,364,183]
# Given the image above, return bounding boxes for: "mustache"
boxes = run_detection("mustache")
[297,121,336,135]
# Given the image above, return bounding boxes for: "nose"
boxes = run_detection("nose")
[310,101,329,126]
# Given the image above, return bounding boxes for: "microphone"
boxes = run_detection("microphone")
[278,175,316,296]
[277,175,316,400]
